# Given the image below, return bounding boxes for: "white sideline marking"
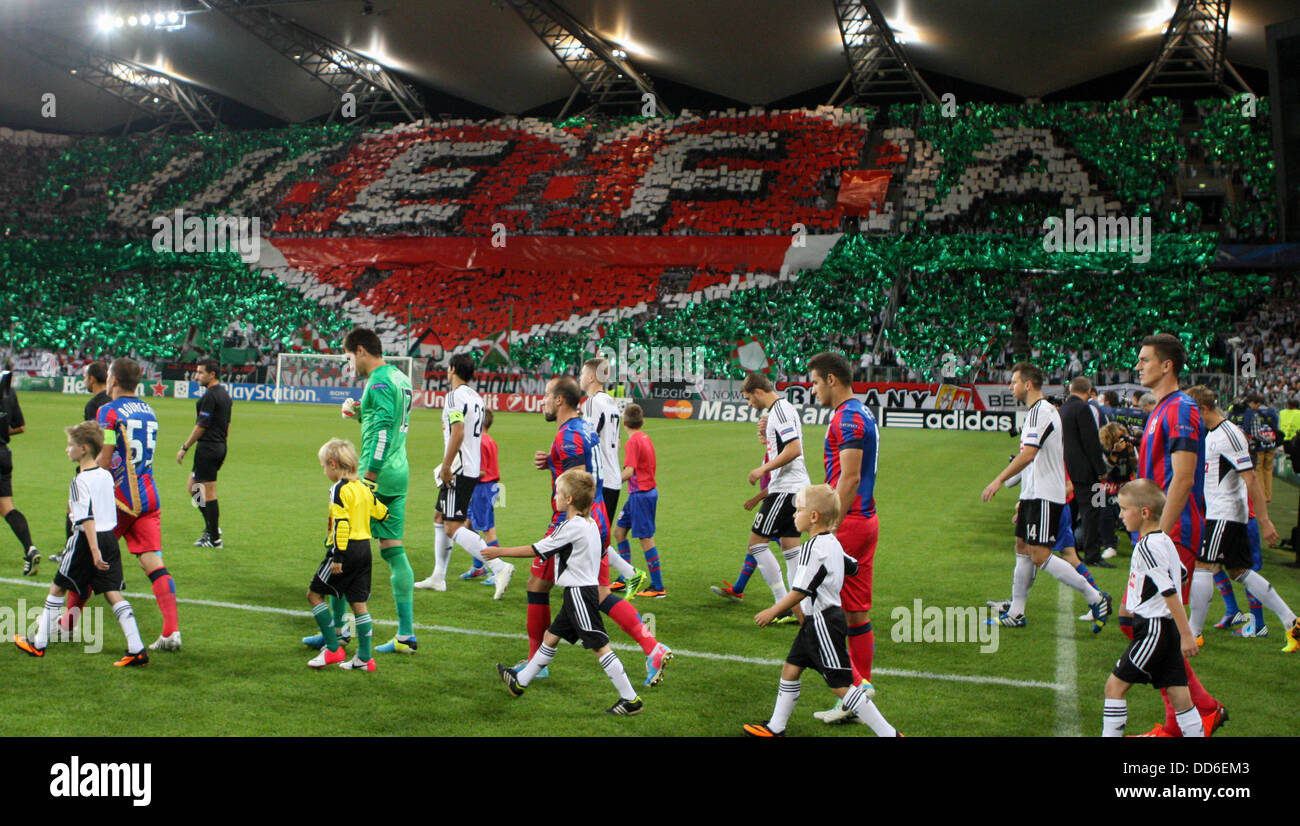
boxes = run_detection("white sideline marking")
[0,577,1062,691]
[1055,586,1081,736]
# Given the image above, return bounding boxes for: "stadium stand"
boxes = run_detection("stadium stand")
[0,101,1283,385]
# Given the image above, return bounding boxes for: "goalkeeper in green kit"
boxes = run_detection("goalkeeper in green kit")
[303,328,419,654]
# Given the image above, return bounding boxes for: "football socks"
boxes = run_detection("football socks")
[381,545,415,637]
[643,545,663,591]
[601,595,657,656]
[147,567,180,636]
[112,600,144,654]
[1010,553,1034,617]
[1102,698,1127,737]
[768,678,801,733]
[518,642,557,686]
[203,499,220,540]
[33,595,63,650]
[354,612,373,661]
[1214,569,1240,615]
[599,650,638,702]
[1190,569,1215,637]
[847,621,874,682]
[1074,562,1098,589]
[1039,555,1100,603]
[526,591,551,657]
[1236,569,1298,627]
[5,510,34,554]
[311,602,340,652]
[749,544,787,602]
[733,550,758,595]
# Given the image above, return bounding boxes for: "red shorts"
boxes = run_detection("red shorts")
[114,508,161,556]
[836,513,877,612]
[530,504,611,587]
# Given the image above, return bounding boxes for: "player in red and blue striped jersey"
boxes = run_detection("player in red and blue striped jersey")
[808,352,883,725]
[1131,334,1224,737]
[522,376,672,686]
[84,358,180,651]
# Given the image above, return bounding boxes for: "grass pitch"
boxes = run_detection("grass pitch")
[0,392,1296,737]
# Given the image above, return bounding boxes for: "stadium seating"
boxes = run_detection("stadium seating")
[1191,95,1277,240]
[0,241,348,359]
[0,102,1280,377]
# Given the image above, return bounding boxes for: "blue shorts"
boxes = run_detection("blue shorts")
[1053,503,1076,552]
[468,481,498,532]
[616,488,658,538]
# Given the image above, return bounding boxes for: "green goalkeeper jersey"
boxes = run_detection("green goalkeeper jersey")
[359,362,412,497]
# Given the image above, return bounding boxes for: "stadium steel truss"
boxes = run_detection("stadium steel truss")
[503,0,672,118]
[195,0,426,123]
[1124,0,1254,101]
[17,30,223,133]
[828,0,939,106]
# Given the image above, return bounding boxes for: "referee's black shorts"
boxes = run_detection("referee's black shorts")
[192,442,227,483]
[0,444,12,498]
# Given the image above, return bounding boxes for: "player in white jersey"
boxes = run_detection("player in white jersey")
[981,362,1110,628]
[579,358,649,594]
[743,484,897,737]
[712,373,811,609]
[417,354,512,596]
[488,469,643,715]
[1103,479,1203,736]
[1184,387,1299,651]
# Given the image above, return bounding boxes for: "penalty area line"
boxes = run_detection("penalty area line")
[0,577,1062,691]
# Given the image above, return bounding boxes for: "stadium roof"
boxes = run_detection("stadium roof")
[0,0,1295,133]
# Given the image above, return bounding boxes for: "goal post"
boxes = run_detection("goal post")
[274,352,415,405]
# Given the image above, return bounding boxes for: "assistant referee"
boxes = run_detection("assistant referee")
[177,357,232,548]
[0,368,39,574]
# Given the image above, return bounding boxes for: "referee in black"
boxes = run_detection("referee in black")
[83,360,111,421]
[54,361,113,562]
[0,368,39,574]
[177,357,232,548]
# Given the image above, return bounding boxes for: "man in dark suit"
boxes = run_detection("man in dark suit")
[1060,377,1111,567]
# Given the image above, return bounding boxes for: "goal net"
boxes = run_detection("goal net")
[274,353,415,405]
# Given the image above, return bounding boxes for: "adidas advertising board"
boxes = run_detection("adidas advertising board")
[881,409,1015,431]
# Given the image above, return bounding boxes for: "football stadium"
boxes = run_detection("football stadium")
[0,0,1299,768]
